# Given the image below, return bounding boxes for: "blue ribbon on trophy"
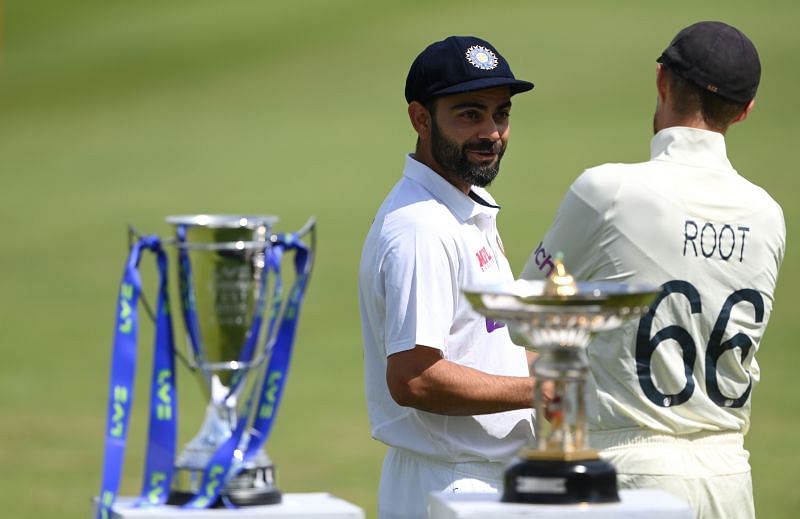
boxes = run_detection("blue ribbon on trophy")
[97,236,178,519]
[96,216,315,518]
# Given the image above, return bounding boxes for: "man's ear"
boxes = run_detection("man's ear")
[408,101,432,140]
[732,98,756,124]
[656,64,669,103]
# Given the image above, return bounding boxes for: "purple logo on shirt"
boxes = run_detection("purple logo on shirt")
[485,318,506,333]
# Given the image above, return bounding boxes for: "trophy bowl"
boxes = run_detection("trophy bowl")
[166,214,286,507]
[463,261,659,504]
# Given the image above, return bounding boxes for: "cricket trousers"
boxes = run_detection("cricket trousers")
[378,447,505,519]
[591,429,755,519]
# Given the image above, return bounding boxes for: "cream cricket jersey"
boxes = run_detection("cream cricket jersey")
[521,126,785,436]
[359,154,533,462]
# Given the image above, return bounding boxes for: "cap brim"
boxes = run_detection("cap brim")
[431,77,535,99]
[656,51,681,69]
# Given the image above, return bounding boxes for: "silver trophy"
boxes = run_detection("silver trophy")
[164,214,315,506]
[463,260,658,504]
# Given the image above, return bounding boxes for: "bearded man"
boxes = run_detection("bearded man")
[358,35,538,519]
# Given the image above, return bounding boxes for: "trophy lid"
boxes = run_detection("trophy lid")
[463,278,660,312]
[165,214,279,229]
[463,259,660,326]
[463,274,660,343]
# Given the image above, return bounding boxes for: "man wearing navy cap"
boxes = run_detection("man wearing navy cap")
[359,36,537,518]
[521,21,785,518]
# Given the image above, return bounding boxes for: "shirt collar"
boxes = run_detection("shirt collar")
[650,126,734,172]
[402,154,500,222]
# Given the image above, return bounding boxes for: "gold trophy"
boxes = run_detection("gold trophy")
[463,260,658,503]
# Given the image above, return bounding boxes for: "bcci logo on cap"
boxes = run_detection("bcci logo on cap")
[465,45,498,70]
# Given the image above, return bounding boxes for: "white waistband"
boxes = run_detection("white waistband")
[590,429,744,449]
[588,429,750,477]
[389,447,506,481]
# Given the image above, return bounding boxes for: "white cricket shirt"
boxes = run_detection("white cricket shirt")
[521,126,785,436]
[359,154,534,462]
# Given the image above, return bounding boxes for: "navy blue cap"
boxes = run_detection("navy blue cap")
[405,36,534,104]
[657,21,761,103]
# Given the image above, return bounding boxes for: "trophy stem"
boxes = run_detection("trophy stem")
[504,344,619,504]
[532,346,590,455]
[175,388,237,471]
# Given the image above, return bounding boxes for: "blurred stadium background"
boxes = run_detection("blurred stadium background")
[1,1,797,517]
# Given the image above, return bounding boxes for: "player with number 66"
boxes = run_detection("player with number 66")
[520,21,785,519]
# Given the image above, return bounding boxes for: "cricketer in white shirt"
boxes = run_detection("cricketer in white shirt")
[359,154,534,517]
[521,126,785,516]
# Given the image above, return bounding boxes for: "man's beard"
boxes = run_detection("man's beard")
[430,120,505,188]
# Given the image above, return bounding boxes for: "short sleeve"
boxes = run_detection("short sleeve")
[381,225,459,356]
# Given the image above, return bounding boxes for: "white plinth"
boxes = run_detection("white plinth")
[429,489,694,518]
[94,493,364,519]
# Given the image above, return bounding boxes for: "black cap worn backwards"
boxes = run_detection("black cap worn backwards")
[405,36,534,104]
[657,21,761,104]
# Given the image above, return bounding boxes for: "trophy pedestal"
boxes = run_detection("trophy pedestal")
[502,456,619,504]
[168,465,282,507]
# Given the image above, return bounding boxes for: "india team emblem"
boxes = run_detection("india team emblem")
[465,45,498,70]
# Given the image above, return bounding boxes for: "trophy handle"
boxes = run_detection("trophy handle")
[294,216,317,279]
[249,216,317,370]
[126,224,195,369]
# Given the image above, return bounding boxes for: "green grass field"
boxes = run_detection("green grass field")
[1,1,798,517]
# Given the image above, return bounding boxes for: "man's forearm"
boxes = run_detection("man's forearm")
[390,355,534,416]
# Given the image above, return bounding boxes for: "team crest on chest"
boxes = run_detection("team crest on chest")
[465,45,498,70]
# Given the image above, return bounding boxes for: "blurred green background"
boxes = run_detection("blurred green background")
[1,1,797,518]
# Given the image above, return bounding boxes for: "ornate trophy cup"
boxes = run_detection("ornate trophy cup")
[96,214,314,519]
[463,261,658,504]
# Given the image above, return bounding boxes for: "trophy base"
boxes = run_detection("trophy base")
[502,457,619,504]
[168,465,282,507]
